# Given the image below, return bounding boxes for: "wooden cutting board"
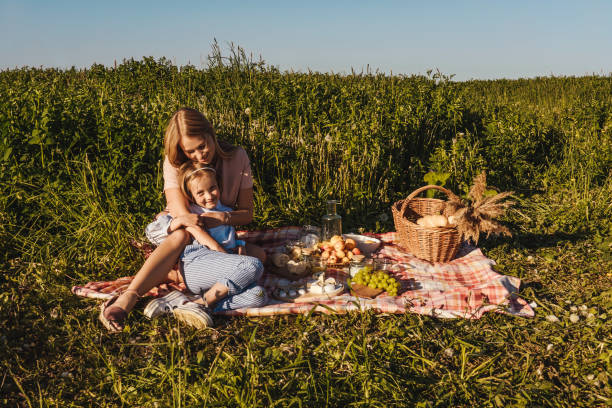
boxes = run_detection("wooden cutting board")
[349,283,384,298]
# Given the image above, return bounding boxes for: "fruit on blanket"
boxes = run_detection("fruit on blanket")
[350,267,400,297]
[344,238,356,250]
[270,252,290,268]
[315,235,355,265]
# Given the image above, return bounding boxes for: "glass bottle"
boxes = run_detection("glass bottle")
[321,200,342,241]
[300,225,321,248]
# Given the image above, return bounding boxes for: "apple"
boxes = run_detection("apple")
[344,238,356,250]
[330,235,342,244]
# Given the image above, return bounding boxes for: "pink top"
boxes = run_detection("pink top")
[163,146,254,208]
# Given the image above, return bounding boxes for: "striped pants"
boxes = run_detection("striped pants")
[180,243,268,313]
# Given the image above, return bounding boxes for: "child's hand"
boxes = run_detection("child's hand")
[237,245,246,255]
[209,242,227,253]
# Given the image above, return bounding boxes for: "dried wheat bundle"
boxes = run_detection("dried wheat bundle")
[445,172,514,244]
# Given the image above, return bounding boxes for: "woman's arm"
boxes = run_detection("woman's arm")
[165,188,191,218]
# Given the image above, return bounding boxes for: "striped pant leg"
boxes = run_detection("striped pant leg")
[212,282,269,312]
[181,246,264,300]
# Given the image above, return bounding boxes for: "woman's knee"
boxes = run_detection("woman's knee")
[167,228,191,246]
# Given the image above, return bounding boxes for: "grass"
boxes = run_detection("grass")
[1,48,611,406]
[2,237,610,407]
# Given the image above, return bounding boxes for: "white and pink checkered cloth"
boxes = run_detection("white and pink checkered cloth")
[72,227,534,319]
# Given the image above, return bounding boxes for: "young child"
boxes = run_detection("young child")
[142,162,268,326]
[146,163,246,254]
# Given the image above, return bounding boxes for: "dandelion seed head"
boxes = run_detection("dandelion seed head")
[545,314,559,323]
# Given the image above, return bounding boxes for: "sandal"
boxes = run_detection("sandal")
[99,289,139,333]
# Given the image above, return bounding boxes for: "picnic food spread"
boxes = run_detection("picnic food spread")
[269,179,514,303]
[269,217,400,302]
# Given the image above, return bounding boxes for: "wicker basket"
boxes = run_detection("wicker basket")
[391,185,462,263]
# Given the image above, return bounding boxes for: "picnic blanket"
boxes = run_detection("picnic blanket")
[72,227,534,319]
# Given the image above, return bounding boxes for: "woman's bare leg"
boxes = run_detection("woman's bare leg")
[112,229,191,313]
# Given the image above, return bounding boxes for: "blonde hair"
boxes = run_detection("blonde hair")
[179,162,219,203]
[164,108,234,167]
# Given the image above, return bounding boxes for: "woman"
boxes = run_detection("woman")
[99,108,266,332]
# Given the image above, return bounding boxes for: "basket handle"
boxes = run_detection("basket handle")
[400,185,458,214]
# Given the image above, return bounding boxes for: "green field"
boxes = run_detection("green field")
[1,49,611,406]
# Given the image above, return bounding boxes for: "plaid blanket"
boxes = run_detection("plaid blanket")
[71,227,534,319]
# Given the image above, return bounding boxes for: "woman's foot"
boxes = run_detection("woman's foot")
[99,289,140,333]
[99,296,128,333]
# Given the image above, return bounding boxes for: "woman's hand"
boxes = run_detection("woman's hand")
[199,211,225,229]
[170,213,203,231]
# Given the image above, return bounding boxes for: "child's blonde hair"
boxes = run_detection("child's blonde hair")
[179,162,219,204]
[164,108,235,167]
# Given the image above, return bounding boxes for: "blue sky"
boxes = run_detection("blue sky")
[1,1,611,80]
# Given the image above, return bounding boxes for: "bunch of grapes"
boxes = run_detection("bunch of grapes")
[350,266,400,296]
